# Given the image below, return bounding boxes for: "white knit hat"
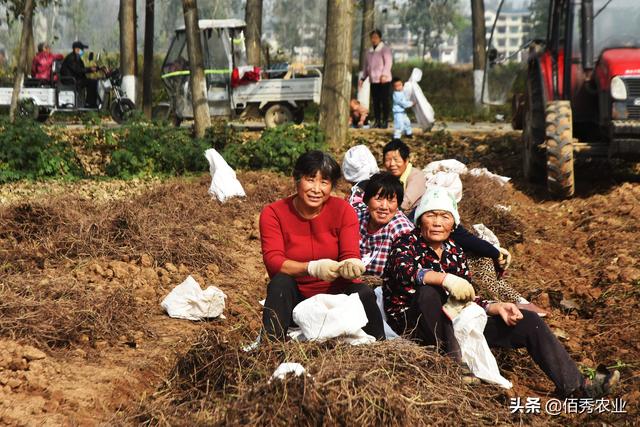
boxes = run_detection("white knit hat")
[342,145,379,183]
[414,186,460,226]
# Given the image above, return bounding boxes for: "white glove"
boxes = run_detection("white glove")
[442,274,476,302]
[497,247,512,270]
[307,259,341,282]
[338,258,366,279]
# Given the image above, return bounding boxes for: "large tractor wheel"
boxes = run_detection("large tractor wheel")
[522,75,546,182]
[545,100,575,198]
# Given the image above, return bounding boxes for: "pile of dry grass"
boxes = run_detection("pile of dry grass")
[134,330,515,426]
[0,273,144,349]
[459,174,524,248]
[0,176,236,274]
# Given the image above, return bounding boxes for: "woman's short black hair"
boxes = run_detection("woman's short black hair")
[370,29,382,38]
[382,139,410,161]
[363,172,404,206]
[293,150,341,186]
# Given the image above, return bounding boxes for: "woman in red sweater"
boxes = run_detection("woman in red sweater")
[260,151,385,341]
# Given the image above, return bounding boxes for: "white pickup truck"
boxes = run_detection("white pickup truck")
[162,19,322,127]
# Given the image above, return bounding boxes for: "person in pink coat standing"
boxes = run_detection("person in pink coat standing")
[359,29,393,129]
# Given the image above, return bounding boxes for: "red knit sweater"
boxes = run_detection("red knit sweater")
[260,195,361,298]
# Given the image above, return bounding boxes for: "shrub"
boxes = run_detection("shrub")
[222,124,326,174]
[0,118,84,183]
[105,121,210,178]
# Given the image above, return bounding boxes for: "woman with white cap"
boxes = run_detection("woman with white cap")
[381,188,619,398]
[342,144,380,206]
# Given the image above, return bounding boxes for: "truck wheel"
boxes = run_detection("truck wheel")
[545,100,575,198]
[17,98,38,121]
[522,75,546,182]
[293,108,305,124]
[110,98,135,124]
[264,103,293,128]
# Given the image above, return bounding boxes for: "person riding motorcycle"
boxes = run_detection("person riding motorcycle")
[60,40,98,107]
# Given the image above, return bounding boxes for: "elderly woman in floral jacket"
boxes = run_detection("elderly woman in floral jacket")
[382,188,619,398]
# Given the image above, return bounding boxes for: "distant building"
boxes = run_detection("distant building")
[484,9,531,62]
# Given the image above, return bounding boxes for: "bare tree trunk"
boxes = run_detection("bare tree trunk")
[9,0,35,122]
[182,0,211,138]
[119,0,137,104]
[471,0,486,108]
[142,0,154,118]
[319,0,353,148]
[359,0,374,71]
[245,0,262,66]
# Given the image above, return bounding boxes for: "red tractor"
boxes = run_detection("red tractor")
[514,0,640,197]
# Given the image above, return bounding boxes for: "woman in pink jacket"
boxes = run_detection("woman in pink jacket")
[359,29,393,129]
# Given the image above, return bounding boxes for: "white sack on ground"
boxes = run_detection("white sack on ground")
[357,73,371,109]
[467,167,511,185]
[292,293,375,344]
[425,171,463,203]
[270,363,307,382]
[403,68,435,128]
[374,286,400,339]
[472,224,501,249]
[423,159,468,177]
[205,148,246,203]
[452,304,513,389]
[161,275,226,321]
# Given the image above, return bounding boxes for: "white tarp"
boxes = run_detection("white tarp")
[161,275,226,321]
[452,304,513,389]
[204,148,246,203]
[403,68,435,129]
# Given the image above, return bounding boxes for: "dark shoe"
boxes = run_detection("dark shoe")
[581,365,620,398]
[405,134,413,139]
[516,302,548,317]
[380,121,388,129]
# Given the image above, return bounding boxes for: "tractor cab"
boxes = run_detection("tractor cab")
[486,0,640,197]
[162,19,248,120]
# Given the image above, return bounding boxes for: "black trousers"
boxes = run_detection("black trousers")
[262,273,385,341]
[78,78,98,108]
[387,285,583,397]
[370,82,391,126]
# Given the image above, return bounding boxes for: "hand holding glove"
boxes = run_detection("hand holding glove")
[442,274,476,302]
[338,258,366,279]
[307,259,341,282]
[497,247,512,270]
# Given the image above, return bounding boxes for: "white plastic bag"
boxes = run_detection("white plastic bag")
[425,171,463,203]
[403,68,435,128]
[452,304,512,389]
[467,167,511,185]
[161,275,227,321]
[270,362,307,382]
[423,159,468,177]
[204,148,246,203]
[374,286,399,339]
[292,293,374,343]
[472,223,501,249]
[357,73,370,109]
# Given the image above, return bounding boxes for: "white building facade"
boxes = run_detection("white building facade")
[484,9,532,62]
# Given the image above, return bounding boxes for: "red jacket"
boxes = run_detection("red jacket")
[31,51,64,81]
[260,195,361,298]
